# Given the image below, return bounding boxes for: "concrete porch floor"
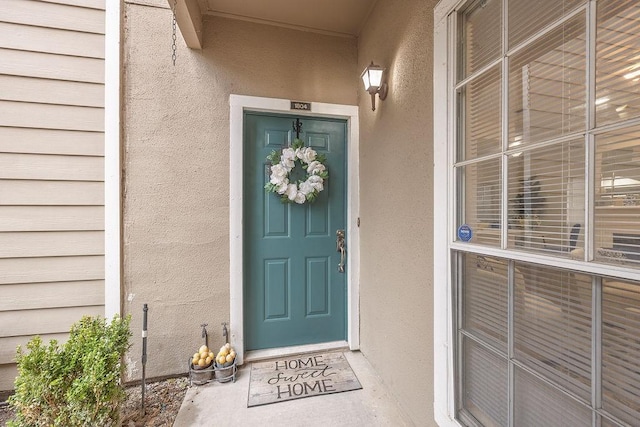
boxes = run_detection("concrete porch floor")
[173,351,412,426]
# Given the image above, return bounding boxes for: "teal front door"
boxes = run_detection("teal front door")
[243,113,347,351]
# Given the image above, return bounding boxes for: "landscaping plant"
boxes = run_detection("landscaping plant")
[8,315,131,427]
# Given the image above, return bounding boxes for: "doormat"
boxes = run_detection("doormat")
[247,352,362,407]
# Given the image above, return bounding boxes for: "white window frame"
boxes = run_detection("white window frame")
[434,0,640,425]
[434,1,460,425]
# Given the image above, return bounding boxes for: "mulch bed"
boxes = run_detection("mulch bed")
[0,377,189,427]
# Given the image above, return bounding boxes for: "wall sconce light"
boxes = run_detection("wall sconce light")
[361,62,388,111]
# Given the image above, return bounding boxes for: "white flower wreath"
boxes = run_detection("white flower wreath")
[264,139,328,204]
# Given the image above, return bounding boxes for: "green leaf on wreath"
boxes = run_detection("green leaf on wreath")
[306,192,317,203]
[266,150,280,164]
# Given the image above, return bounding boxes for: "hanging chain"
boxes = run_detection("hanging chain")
[171,0,177,66]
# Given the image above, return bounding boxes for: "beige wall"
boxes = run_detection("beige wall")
[357,0,437,425]
[122,1,357,381]
[125,2,438,425]
[0,0,106,391]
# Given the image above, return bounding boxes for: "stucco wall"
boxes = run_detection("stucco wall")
[122,1,357,381]
[357,0,436,425]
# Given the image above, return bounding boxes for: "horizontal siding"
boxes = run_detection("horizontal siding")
[0,153,103,181]
[0,364,18,392]
[0,0,106,392]
[0,101,104,131]
[0,48,104,83]
[0,333,70,365]
[0,281,104,312]
[0,180,104,205]
[0,22,105,59]
[0,231,104,258]
[0,127,104,156]
[0,305,104,338]
[0,0,105,34]
[0,256,105,285]
[40,0,106,10]
[0,206,104,231]
[0,75,105,108]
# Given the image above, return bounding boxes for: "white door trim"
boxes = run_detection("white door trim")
[229,94,360,365]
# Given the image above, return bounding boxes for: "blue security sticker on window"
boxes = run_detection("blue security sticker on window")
[458,224,473,242]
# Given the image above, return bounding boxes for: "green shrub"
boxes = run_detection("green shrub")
[8,315,131,427]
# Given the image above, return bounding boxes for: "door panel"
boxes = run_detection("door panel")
[243,113,347,350]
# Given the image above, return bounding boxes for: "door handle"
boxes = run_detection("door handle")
[336,230,346,273]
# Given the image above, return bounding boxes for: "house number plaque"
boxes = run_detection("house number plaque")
[290,101,311,111]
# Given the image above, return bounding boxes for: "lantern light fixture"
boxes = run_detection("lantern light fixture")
[361,62,388,111]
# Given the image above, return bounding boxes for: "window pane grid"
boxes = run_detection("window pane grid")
[514,366,592,427]
[513,263,592,400]
[594,125,640,267]
[461,336,509,427]
[508,0,587,50]
[457,254,640,426]
[508,13,586,147]
[453,1,640,426]
[507,139,586,256]
[462,254,508,352]
[601,278,640,425]
[596,0,640,126]
[457,159,502,246]
[458,65,502,162]
[458,0,502,81]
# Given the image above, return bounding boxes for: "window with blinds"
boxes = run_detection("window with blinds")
[458,65,502,161]
[513,264,592,401]
[596,0,640,126]
[461,255,507,351]
[458,254,640,426]
[508,0,586,50]
[508,12,586,147]
[507,139,585,254]
[595,125,640,267]
[458,0,501,81]
[458,159,502,246]
[455,0,640,265]
[602,278,640,424]
[453,1,640,426]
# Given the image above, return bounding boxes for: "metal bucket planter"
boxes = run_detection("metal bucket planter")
[214,360,237,383]
[189,362,214,385]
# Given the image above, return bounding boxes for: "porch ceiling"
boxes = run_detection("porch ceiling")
[197,0,378,37]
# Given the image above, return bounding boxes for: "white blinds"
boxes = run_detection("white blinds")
[602,278,640,425]
[462,337,508,427]
[454,0,640,426]
[513,263,592,400]
[507,140,585,255]
[459,0,501,80]
[462,255,508,351]
[595,126,640,267]
[513,368,592,426]
[459,158,502,246]
[508,0,586,49]
[508,13,586,147]
[596,0,640,126]
[459,255,640,426]
[459,65,502,161]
